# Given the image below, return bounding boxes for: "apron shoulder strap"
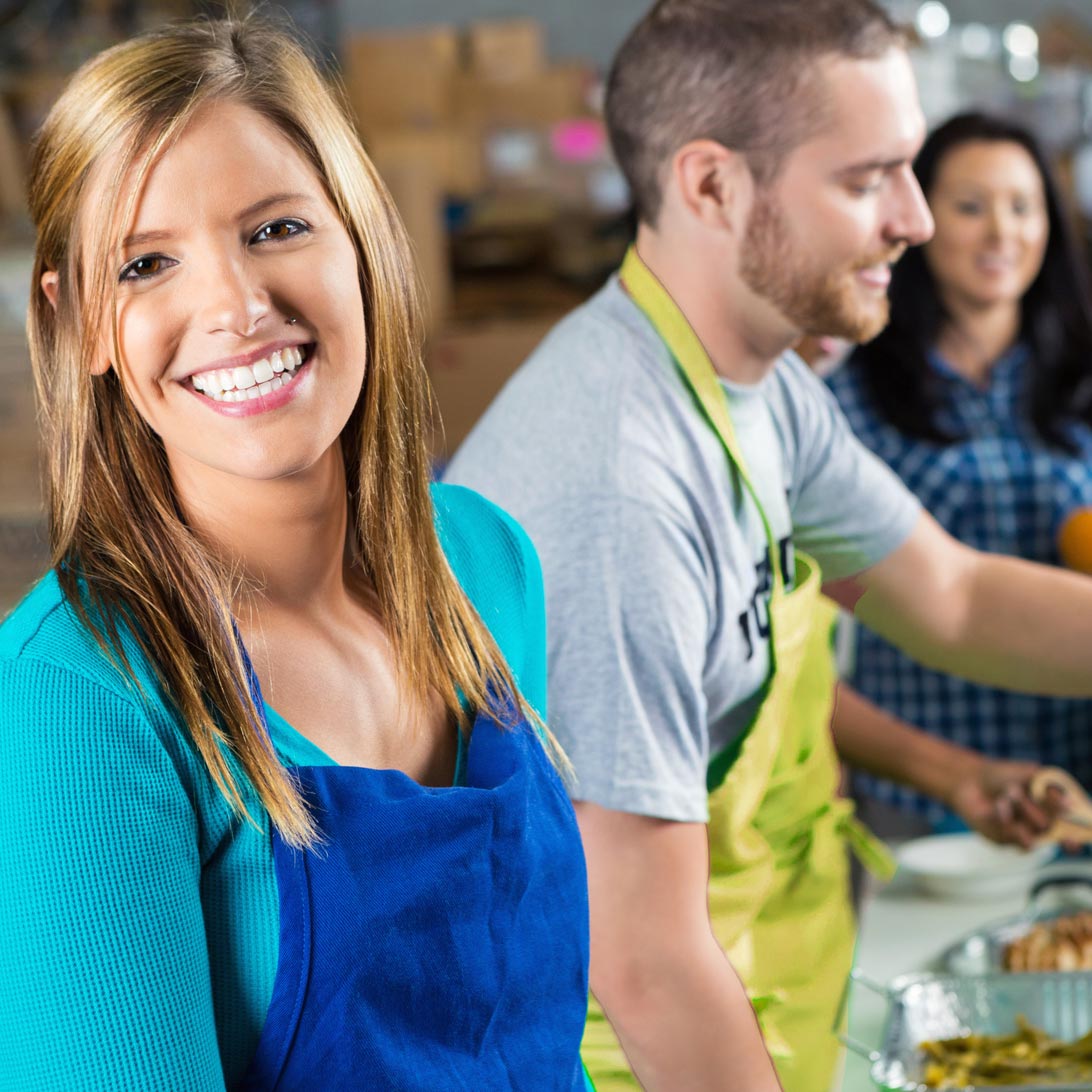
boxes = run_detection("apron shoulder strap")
[618,246,783,596]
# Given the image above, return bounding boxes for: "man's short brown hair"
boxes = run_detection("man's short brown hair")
[606,0,905,225]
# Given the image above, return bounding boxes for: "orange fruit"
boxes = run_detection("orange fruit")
[1058,508,1092,574]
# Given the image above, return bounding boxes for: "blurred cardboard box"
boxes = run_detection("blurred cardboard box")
[367,127,484,199]
[466,19,545,82]
[1039,14,1092,67]
[343,26,459,135]
[427,316,558,460]
[372,145,451,334]
[453,63,591,130]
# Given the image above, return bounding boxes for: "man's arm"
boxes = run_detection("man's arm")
[826,510,1092,697]
[830,682,1054,847]
[576,801,783,1092]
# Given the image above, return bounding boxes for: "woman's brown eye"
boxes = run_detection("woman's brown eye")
[120,255,166,281]
[259,221,293,240]
[255,219,307,244]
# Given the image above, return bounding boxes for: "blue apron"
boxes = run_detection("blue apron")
[235,666,592,1090]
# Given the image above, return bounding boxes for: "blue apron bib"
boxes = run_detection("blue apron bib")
[235,671,591,1090]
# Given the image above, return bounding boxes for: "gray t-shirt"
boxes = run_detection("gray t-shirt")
[446,277,920,821]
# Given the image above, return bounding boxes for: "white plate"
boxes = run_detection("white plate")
[895,832,1054,901]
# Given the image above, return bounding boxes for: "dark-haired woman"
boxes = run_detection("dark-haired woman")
[828,111,1092,829]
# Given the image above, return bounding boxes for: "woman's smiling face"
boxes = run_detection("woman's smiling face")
[923,139,1050,313]
[83,98,368,492]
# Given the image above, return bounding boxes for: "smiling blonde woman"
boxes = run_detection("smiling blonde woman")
[0,16,591,1091]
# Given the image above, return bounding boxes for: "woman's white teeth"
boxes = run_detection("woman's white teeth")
[234,366,257,390]
[252,358,274,383]
[192,345,305,401]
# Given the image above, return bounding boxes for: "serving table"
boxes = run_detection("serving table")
[840,870,1028,1091]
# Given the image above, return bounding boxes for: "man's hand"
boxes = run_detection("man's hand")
[831,683,1066,850]
[948,759,1056,849]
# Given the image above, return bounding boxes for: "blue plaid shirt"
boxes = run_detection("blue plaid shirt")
[827,345,1092,823]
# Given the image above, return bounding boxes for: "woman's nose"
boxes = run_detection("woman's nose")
[985,205,1014,242]
[199,253,271,337]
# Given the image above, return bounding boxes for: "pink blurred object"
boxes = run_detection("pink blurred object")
[551,119,606,163]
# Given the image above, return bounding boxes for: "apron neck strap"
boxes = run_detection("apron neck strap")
[618,245,783,590]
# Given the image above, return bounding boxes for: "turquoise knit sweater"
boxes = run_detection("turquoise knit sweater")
[0,484,548,1091]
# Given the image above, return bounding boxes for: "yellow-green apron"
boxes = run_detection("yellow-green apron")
[580,248,893,1092]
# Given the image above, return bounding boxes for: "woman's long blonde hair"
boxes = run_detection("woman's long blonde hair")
[28,16,535,847]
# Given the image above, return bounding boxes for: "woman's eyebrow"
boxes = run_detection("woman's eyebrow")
[121,228,173,249]
[236,191,316,221]
[121,192,317,248]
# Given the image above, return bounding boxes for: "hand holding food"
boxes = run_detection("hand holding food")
[949,759,1059,849]
[1030,767,1092,846]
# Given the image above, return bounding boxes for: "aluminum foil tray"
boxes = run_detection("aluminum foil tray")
[843,970,1092,1091]
[936,876,1092,976]
[937,912,1069,976]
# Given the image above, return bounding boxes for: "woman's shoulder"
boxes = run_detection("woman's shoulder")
[0,571,218,835]
[1,570,168,718]
[431,482,542,604]
[0,571,103,672]
[430,483,547,716]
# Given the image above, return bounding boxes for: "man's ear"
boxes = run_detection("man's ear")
[670,139,752,233]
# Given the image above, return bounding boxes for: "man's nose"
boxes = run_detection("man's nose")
[887,167,934,248]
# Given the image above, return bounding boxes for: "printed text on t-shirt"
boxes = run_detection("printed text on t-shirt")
[738,537,794,661]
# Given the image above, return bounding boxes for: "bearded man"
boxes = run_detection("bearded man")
[446,2,1092,1089]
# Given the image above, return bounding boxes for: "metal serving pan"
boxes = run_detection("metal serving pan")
[839,970,1092,1090]
[936,873,1092,976]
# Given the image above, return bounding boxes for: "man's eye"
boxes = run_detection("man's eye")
[253,219,307,243]
[119,255,169,281]
[847,175,882,196]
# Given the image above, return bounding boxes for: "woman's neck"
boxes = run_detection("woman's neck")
[173,445,354,613]
[935,297,1021,387]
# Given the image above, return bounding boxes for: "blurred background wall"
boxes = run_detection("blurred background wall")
[338,0,641,68]
[337,0,1092,67]
[0,0,1090,611]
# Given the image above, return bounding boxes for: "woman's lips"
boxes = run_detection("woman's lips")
[185,352,313,418]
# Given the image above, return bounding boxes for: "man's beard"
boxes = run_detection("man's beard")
[739,190,901,343]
